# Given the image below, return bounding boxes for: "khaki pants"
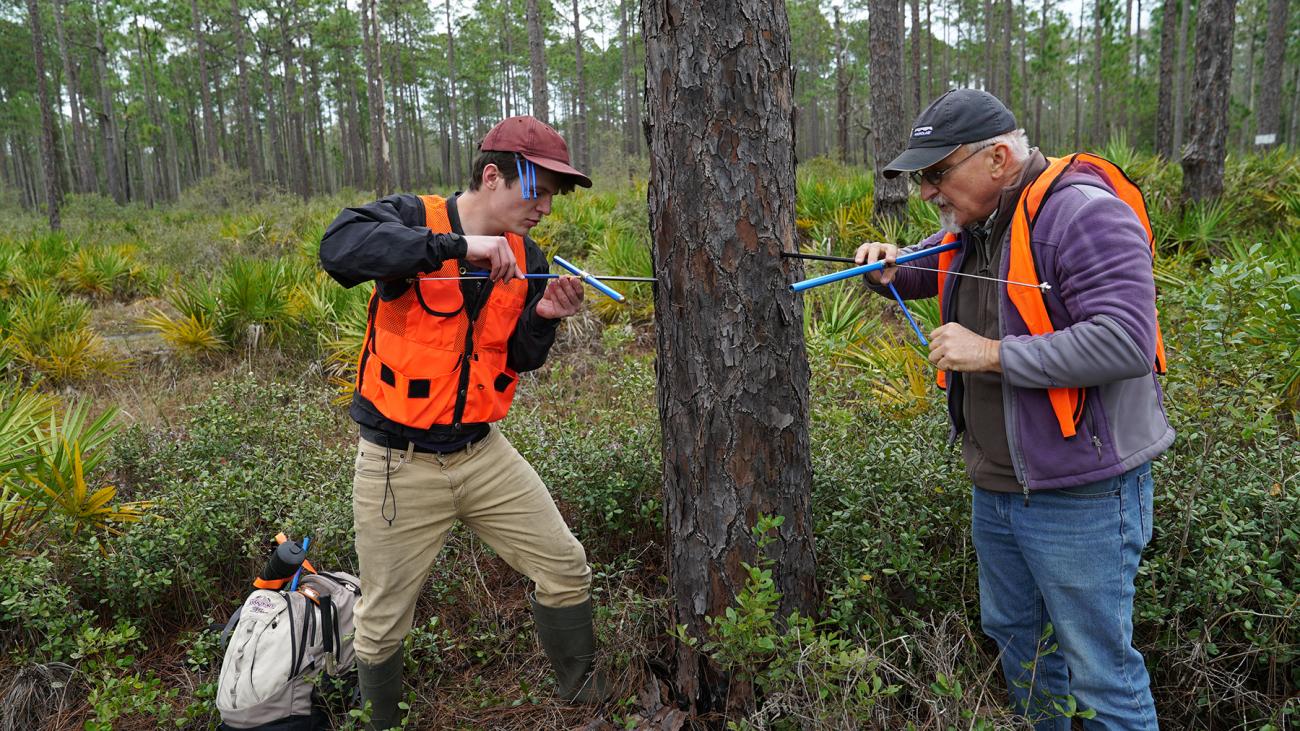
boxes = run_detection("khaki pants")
[351,425,592,664]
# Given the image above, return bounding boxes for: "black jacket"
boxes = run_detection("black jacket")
[319,192,560,447]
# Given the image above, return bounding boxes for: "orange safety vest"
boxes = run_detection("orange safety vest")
[355,195,530,429]
[934,153,1167,438]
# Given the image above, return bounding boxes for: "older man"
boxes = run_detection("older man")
[855,89,1172,729]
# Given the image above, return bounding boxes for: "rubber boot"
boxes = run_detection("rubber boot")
[530,595,610,704]
[356,650,404,731]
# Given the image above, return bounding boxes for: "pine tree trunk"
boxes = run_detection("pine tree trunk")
[643,0,816,718]
[835,7,851,162]
[871,0,910,222]
[445,0,461,183]
[1172,0,1191,156]
[1003,0,1014,108]
[190,0,220,173]
[364,0,390,196]
[1238,6,1260,148]
[1181,0,1238,203]
[1093,0,1105,145]
[1255,0,1290,146]
[912,0,923,115]
[231,0,262,188]
[620,0,638,172]
[1036,0,1049,144]
[92,1,125,204]
[27,0,62,228]
[53,0,93,193]
[1155,0,1179,157]
[571,0,589,172]
[526,0,548,121]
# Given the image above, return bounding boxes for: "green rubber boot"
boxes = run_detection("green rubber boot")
[356,650,404,731]
[530,595,610,704]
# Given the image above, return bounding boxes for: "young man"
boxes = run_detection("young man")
[855,90,1171,729]
[320,116,606,730]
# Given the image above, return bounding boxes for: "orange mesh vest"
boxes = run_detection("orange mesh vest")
[356,195,530,429]
[935,153,1167,438]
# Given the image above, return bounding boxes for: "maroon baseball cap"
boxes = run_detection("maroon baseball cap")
[479,116,592,188]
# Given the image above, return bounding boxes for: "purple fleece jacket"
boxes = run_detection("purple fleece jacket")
[878,160,1175,490]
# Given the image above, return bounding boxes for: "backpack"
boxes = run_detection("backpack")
[216,569,361,730]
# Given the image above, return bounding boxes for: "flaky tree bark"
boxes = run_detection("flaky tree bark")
[526,0,548,121]
[643,0,817,717]
[1181,0,1238,203]
[27,0,61,229]
[1255,0,1290,146]
[871,0,910,223]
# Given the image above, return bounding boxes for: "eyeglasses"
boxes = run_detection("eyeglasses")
[909,143,992,187]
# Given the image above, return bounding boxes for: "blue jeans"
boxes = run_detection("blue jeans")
[971,463,1158,731]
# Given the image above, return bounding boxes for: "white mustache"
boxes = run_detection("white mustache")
[930,195,960,233]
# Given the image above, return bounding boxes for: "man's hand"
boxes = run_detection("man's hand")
[928,322,1002,372]
[464,235,525,281]
[535,276,584,320]
[853,242,900,284]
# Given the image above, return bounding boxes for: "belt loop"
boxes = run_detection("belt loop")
[403,441,415,464]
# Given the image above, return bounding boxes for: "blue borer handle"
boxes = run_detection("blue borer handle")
[789,240,962,293]
[552,255,626,303]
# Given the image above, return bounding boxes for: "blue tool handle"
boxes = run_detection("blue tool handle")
[888,282,929,345]
[552,255,626,303]
[789,240,961,293]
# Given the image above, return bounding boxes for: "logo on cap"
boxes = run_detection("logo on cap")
[912,126,934,137]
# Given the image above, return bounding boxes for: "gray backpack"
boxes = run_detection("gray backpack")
[217,571,361,730]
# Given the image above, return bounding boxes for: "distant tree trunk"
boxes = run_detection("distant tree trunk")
[277,5,310,199]
[1155,0,1179,156]
[620,0,637,171]
[1036,0,1050,144]
[1017,0,1027,117]
[571,0,589,172]
[1172,0,1191,156]
[526,0,548,121]
[445,0,461,183]
[1075,13,1084,148]
[190,0,220,173]
[911,0,923,115]
[92,1,125,204]
[1093,0,1105,145]
[26,0,62,228]
[926,0,934,97]
[985,0,996,90]
[643,0,816,719]
[1181,0,1238,203]
[871,0,910,222]
[230,0,262,188]
[53,0,93,194]
[1255,0,1290,146]
[1238,6,1260,148]
[835,7,851,162]
[364,0,390,196]
[1003,0,1014,107]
